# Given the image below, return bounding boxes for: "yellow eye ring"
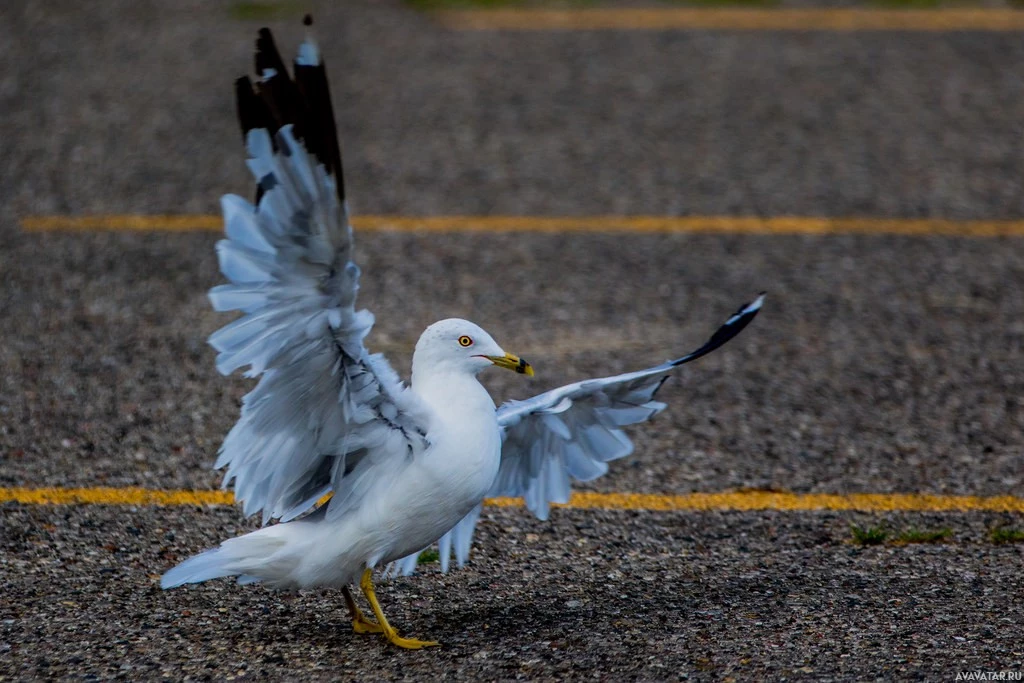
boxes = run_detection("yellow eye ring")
[458,335,473,347]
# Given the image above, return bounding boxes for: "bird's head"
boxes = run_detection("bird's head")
[411,319,534,381]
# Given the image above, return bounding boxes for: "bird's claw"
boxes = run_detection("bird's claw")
[385,631,439,650]
[351,615,384,635]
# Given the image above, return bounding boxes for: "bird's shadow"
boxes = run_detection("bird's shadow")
[404,572,710,653]
[229,573,701,655]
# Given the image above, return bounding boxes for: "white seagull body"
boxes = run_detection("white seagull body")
[166,319,511,593]
[161,20,763,650]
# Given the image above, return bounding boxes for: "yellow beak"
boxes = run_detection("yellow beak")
[486,352,535,377]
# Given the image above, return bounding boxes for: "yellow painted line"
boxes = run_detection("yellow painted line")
[437,8,1024,32]
[3,487,1024,513]
[546,491,1024,513]
[22,214,225,232]
[1,487,236,506]
[20,214,1024,237]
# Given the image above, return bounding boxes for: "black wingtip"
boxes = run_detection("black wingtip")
[235,76,276,141]
[255,27,288,77]
[668,293,764,369]
[236,23,346,203]
[743,292,766,316]
[722,292,764,332]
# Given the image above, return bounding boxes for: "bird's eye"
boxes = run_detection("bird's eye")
[458,335,473,347]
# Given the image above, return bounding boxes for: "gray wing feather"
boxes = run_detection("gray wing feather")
[494,375,668,521]
[211,124,430,525]
[390,294,764,575]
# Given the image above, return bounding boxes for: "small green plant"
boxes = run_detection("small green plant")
[894,528,953,544]
[866,0,943,8]
[989,527,1024,545]
[228,1,305,21]
[406,0,597,9]
[666,0,780,7]
[417,549,440,564]
[850,524,888,546]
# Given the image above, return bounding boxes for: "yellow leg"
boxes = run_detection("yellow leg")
[359,568,439,650]
[342,586,383,635]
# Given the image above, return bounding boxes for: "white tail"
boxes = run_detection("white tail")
[161,525,293,589]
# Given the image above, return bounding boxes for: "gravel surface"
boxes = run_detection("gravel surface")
[3,505,1024,681]
[4,1,1024,221]
[3,231,1023,498]
[2,0,1024,679]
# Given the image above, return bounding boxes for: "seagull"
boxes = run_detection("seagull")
[161,19,764,650]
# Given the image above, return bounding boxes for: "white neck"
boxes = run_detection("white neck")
[411,366,496,426]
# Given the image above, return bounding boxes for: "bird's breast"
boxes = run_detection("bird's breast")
[426,408,501,500]
[410,374,504,512]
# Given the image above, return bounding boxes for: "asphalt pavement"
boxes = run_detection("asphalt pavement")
[2,0,1023,680]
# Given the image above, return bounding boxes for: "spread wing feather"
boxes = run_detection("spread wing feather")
[388,294,764,576]
[212,25,430,526]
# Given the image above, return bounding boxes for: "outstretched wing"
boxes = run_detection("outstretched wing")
[492,294,765,519]
[388,294,764,576]
[211,24,430,525]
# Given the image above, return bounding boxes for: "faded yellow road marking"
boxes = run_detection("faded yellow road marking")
[3,487,1024,513]
[2,487,235,506]
[437,8,1024,32]
[21,214,1024,237]
[23,215,225,232]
